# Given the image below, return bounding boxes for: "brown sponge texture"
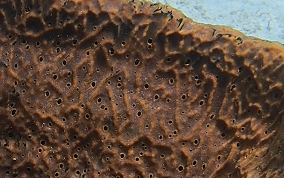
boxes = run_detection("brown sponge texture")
[0,0,284,177]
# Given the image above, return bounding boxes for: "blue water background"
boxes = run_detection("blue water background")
[150,0,284,44]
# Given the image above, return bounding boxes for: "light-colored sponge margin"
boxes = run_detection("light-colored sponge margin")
[150,0,284,44]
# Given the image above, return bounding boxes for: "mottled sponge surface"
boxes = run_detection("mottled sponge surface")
[0,0,284,177]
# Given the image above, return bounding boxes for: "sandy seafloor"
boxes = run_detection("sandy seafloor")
[149,0,284,44]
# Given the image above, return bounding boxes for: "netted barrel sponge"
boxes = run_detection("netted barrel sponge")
[0,0,284,177]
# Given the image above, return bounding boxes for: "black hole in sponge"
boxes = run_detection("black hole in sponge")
[45,91,50,96]
[103,125,108,131]
[72,39,77,45]
[134,58,140,66]
[109,48,115,55]
[56,98,62,105]
[11,109,16,116]
[40,140,46,145]
[185,58,191,65]
[91,81,96,87]
[144,84,149,89]
[39,56,44,62]
[73,153,78,159]
[178,165,184,171]
[194,139,199,145]
[53,74,58,80]
[154,94,159,100]
[238,67,242,73]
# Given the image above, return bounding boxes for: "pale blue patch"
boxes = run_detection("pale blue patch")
[149,0,284,44]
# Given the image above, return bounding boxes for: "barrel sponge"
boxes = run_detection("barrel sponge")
[0,0,284,177]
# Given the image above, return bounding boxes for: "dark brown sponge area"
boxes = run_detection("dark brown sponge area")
[0,0,284,177]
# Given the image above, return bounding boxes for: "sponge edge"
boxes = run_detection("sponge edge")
[0,0,283,177]
[151,0,284,44]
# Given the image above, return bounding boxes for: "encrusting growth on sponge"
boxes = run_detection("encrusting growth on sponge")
[0,0,284,177]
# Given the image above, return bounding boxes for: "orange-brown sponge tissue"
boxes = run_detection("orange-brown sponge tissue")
[0,0,284,177]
